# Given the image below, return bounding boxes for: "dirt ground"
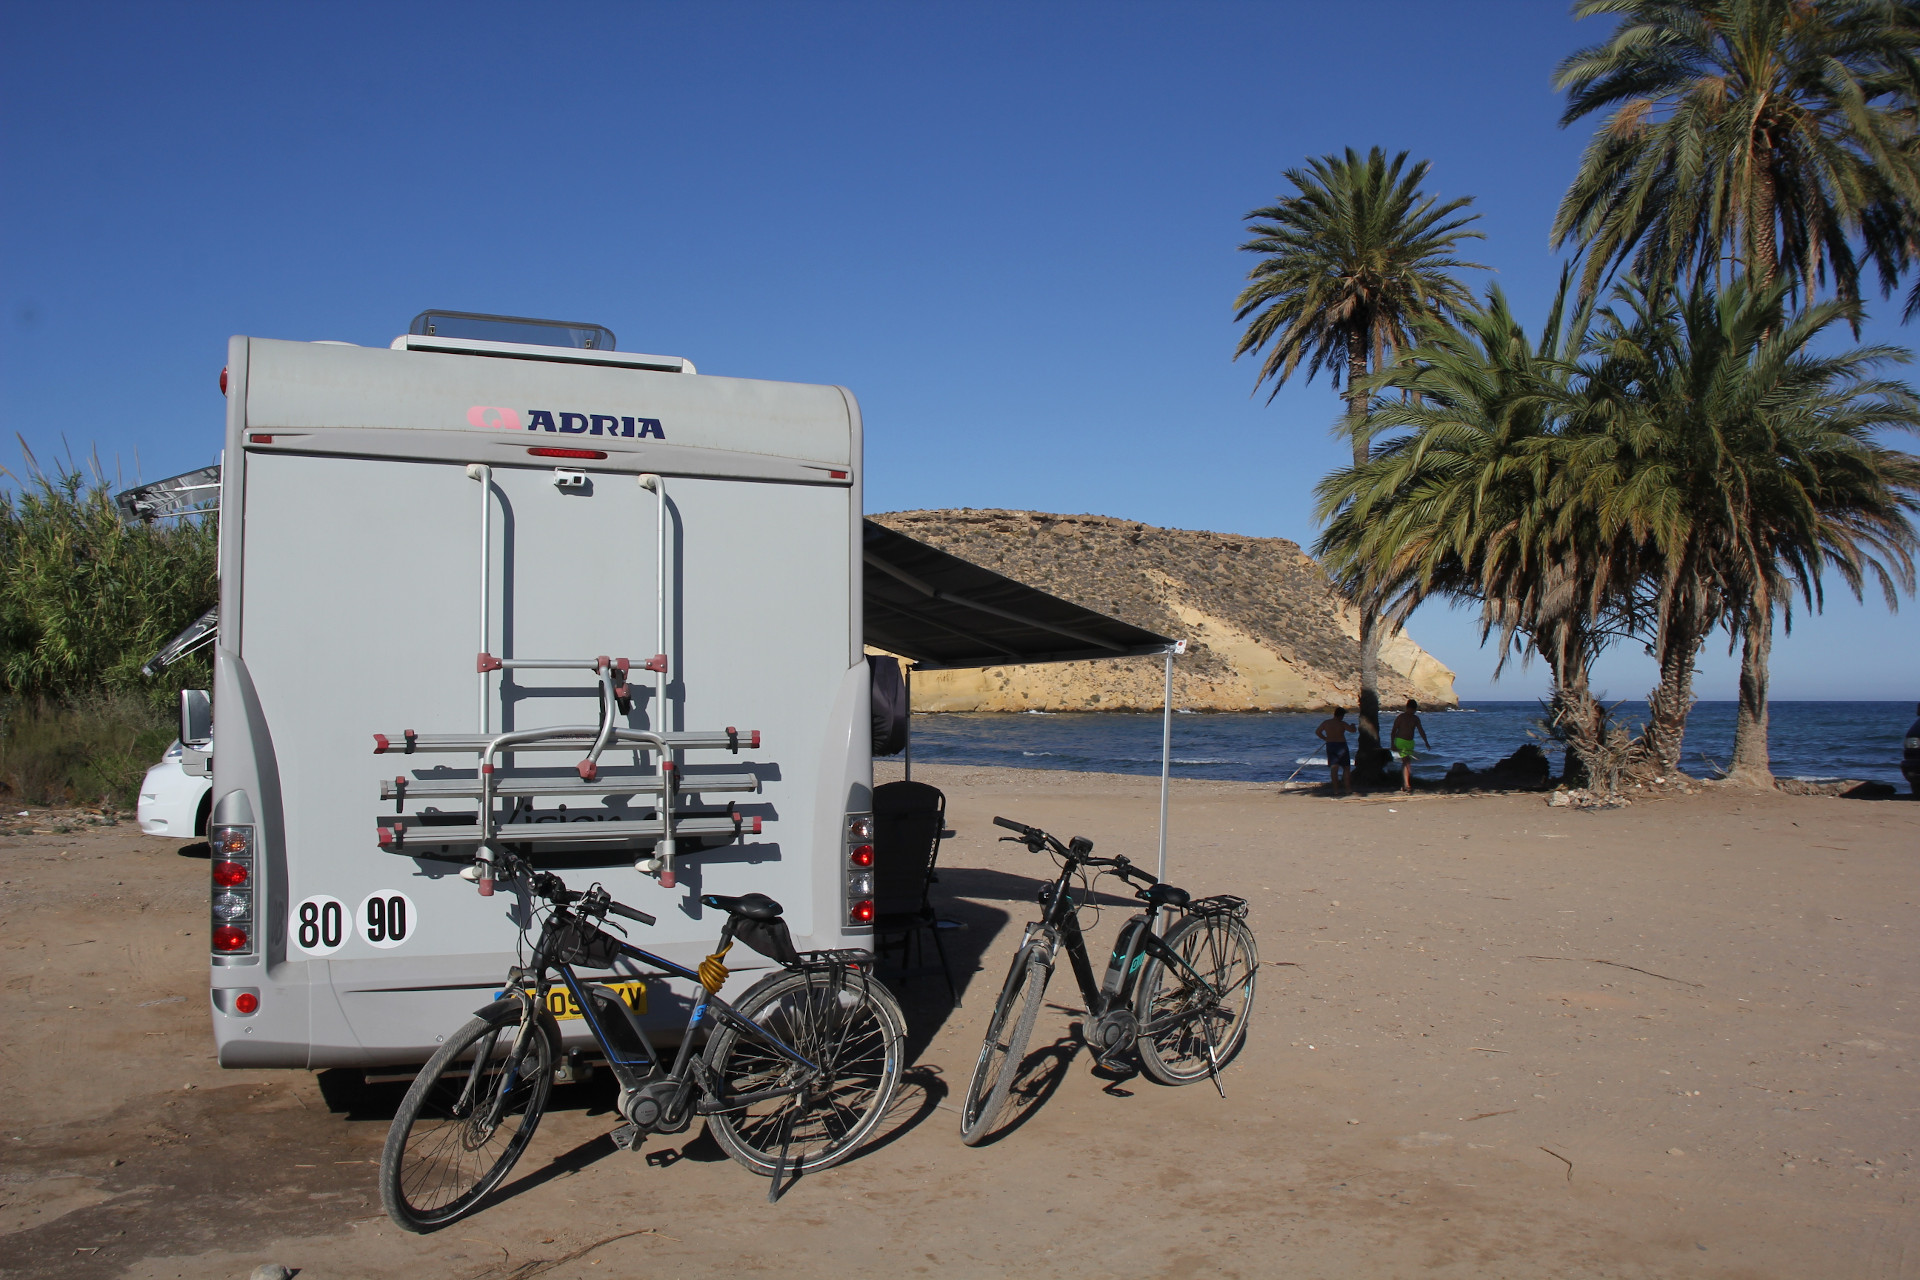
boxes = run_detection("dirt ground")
[1,767,1914,1280]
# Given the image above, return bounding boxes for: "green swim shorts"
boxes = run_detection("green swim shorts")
[1392,737,1416,762]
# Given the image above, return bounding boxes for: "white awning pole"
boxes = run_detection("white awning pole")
[904,663,913,782]
[1157,646,1173,881]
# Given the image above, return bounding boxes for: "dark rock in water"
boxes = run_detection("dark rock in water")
[1487,743,1552,786]
[1437,748,1550,790]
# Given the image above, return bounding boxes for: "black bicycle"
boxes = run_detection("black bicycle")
[959,816,1257,1145]
[379,853,905,1230]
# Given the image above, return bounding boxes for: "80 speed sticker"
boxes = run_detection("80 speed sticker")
[293,891,417,955]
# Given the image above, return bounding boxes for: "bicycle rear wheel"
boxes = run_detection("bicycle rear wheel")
[703,966,905,1177]
[1133,913,1257,1086]
[379,1005,556,1232]
[959,943,1050,1145]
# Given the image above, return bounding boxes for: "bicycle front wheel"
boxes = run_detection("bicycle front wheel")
[959,943,1050,1145]
[1133,912,1258,1085]
[703,966,905,1177]
[379,1006,556,1232]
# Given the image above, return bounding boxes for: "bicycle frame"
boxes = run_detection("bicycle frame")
[498,902,824,1122]
[1021,851,1222,1027]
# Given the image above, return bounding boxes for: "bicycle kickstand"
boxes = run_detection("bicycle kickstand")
[767,1109,798,1204]
[1198,1015,1227,1100]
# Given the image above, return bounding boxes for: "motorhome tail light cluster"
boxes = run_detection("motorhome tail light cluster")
[846,812,875,926]
[209,824,256,955]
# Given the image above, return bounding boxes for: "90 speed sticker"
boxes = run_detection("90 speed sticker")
[358,891,416,949]
[293,891,417,954]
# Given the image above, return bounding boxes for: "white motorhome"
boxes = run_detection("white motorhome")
[207,313,873,1069]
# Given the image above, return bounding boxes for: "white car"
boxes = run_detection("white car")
[137,740,213,839]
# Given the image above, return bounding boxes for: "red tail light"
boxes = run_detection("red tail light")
[209,824,256,956]
[528,447,607,460]
[846,812,876,926]
[234,991,260,1014]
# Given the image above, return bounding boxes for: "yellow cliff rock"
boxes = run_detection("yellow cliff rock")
[870,509,1456,713]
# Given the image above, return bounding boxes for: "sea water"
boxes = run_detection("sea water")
[901,701,1916,787]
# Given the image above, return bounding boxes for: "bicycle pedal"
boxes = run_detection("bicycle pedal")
[610,1122,645,1152]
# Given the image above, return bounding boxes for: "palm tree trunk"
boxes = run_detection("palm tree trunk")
[1751,148,1778,287]
[1545,621,1599,785]
[1645,623,1700,776]
[1729,584,1774,786]
[1347,328,1386,784]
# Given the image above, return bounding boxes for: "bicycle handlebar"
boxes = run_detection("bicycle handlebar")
[606,899,658,928]
[522,865,657,928]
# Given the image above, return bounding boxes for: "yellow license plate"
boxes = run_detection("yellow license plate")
[521,980,647,1021]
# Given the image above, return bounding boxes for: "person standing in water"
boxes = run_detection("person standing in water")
[1390,699,1431,793]
[1315,707,1354,794]
[1903,702,1920,796]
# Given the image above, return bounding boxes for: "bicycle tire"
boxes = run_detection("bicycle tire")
[959,943,1050,1145]
[703,966,905,1177]
[379,1004,556,1232]
[1133,912,1258,1086]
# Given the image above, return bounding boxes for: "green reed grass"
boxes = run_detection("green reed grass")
[1,444,216,805]
[0,694,176,807]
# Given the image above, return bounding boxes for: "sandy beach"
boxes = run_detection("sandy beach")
[1,766,1914,1279]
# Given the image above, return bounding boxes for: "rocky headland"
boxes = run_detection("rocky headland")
[870,509,1457,712]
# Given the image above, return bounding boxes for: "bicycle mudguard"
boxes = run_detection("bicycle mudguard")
[1187,894,1249,919]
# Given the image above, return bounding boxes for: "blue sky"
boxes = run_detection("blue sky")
[3,1,1915,703]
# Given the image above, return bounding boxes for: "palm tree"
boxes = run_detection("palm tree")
[1584,275,1920,781]
[1554,0,1920,309]
[1709,290,1920,780]
[1311,284,1639,769]
[1566,277,1747,773]
[1235,146,1485,774]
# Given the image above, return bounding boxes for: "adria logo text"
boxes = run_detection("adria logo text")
[467,406,665,439]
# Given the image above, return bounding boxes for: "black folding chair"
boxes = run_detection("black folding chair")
[871,779,958,1004]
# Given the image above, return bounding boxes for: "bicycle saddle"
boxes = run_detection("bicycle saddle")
[701,892,783,921]
[1145,883,1190,909]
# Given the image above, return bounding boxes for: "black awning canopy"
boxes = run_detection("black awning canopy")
[862,519,1172,671]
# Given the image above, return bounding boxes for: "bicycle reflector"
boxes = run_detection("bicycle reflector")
[208,824,256,956]
[846,812,875,927]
